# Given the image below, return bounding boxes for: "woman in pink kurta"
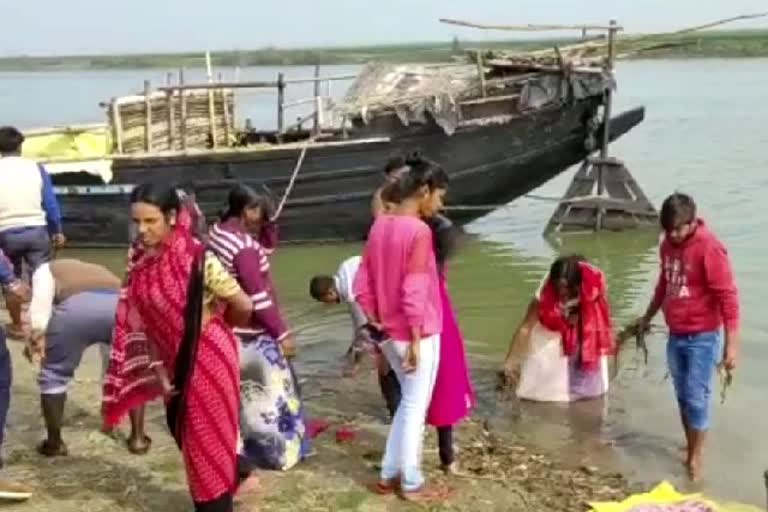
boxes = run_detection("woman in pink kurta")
[354,155,449,503]
[425,215,476,472]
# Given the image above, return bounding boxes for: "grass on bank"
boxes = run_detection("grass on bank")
[1,29,767,71]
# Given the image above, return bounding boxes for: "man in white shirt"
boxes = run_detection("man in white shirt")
[0,126,66,338]
[310,256,401,418]
[26,259,120,457]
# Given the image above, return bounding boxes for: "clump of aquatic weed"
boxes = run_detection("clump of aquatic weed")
[448,420,630,511]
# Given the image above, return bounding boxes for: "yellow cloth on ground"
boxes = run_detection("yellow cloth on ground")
[590,481,762,512]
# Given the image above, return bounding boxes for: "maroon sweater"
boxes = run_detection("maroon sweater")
[208,218,288,340]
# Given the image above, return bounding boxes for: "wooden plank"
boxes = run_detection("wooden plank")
[167,89,176,150]
[143,80,152,152]
[111,100,124,154]
[158,80,279,92]
[154,73,356,92]
[277,72,285,133]
[205,51,218,148]
[439,18,623,32]
[475,52,487,97]
[179,69,187,150]
[313,64,321,134]
[219,72,231,146]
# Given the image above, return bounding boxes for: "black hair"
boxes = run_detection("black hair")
[384,152,450,204]
[660,193,696,232]
[427,214,459,271]
[548,254,587,292]
[383,155,406,176]
[220,183,273,221]
[0,126,24,154]
[309,275,336,301]
[130,183,180,215]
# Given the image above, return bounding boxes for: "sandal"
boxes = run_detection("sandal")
[126,434,152,455]
[36,440,68,458]
[368,478,399,495]
[398,484,454,503]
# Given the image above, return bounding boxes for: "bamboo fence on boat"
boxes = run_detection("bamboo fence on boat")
[106,87,235,154]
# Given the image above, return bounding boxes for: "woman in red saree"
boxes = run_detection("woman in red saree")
[102,184,252,512]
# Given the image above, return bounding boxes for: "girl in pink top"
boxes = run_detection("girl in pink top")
[425,215,476,473]
[353,156,448,502]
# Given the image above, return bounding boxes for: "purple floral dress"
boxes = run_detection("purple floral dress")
[208,218,307,471]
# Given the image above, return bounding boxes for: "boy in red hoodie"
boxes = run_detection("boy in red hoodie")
[639,193,739,482]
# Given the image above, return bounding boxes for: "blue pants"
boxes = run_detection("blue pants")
[0,329,11,459]
[0,226,51,278]
[667,331,721,432]
[39,290,118,395]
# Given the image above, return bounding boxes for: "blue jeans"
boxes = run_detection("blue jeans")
[667,331,721,431]
[0,329,11,461]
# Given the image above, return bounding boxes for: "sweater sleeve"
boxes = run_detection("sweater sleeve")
[38,165,63,235]
[232,247,288,340]
[29,263,55,332]
[352,247,376,320]
[650,248,667,314]
[401,227,432,330]
[258,221,279,256]
[704,244,740,332]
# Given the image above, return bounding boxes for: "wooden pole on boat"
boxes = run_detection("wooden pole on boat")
[167,87,176,150]
[206,51,218,148]
[219,72,231,146]
[595,19,618,230]
[143,80,152,152]
[111,99,124,154]
[475,52,487,97]
[277,72,286,133]
[313,64,321,134]
[179,69,187,150]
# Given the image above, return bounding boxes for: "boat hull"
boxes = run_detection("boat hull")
[54,100,645,246]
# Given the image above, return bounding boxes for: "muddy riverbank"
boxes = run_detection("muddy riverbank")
[0,317,635,512]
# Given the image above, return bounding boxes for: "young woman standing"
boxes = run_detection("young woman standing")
[102,184,253,512]
[354,156,447,502]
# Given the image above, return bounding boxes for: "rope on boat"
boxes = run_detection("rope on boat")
[445,192,630,211]
[445,193,563,211]
[271,143,309,221]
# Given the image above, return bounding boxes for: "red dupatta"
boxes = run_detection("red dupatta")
[102,199,203,428]
[537,262,615,371]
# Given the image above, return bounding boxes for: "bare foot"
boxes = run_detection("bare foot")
[237,474,261,496]
[687,457,702,482]
[126,434,152,455]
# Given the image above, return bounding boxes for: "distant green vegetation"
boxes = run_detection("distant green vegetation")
[1,29,767,71]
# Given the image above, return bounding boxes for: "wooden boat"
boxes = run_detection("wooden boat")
[42,58,644,246]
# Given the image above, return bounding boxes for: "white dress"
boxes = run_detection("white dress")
[516,276,609,402]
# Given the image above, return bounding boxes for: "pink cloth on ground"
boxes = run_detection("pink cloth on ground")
[426,272,476,427]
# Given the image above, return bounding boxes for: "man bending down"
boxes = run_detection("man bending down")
[310,256,401,418]
[27,258,120,456]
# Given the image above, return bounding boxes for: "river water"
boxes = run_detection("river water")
[2,59,767,505]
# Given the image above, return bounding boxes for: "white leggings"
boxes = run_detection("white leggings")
[379,335,440,492]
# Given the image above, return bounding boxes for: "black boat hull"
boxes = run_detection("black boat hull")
[54,100,645,246]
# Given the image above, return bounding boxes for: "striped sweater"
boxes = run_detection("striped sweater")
[208,218,288,340]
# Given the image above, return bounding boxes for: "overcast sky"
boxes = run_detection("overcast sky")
[3,0,767,56]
